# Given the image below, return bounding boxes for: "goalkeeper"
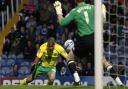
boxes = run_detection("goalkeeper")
[20,37,69,85]
[54,0,124,86]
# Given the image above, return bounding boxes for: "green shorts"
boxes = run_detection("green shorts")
[32,65,56,77]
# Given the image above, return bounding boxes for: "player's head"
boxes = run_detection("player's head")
[64,39,74,53]
[47,37,55,51]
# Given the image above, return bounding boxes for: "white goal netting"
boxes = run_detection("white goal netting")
[103,0,128,87]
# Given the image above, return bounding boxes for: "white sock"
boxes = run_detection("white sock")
[115,77,123,85]
[73,72,80,82]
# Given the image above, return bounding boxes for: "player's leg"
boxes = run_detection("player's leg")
[67,34,94,85]
[20,65,39,85]
[20,74,35,85]
[47,70,56,85]
[67,50,80,85]
[103,57,124,86]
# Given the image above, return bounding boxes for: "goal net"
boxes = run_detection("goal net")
[103,0,128,88]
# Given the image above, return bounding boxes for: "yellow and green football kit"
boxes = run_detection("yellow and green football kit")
[33,42,68,76]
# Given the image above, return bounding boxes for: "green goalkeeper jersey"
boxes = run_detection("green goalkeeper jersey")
[60,3,94,37]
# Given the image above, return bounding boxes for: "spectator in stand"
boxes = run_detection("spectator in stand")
[35,34,45,46]
[39,0,50,24]
[16,16,26,30]
[125,1,128,16]
[56,25,64,37]
[2,36,11,55]
[83,62,94,76]
[47,22,57,39]
[76,62,83,76]
[40,23,48,40]
[59,66,70,76]
[56,56,69,77]
[10,39,20,55]
[26,15,37,29]
[56,33,63,44]
[27,26,36,40]
[0,0,7,11]
[60,66,67,76]
[18,26,28,53]
[118,62,125,75]
[35,43,40,53]
[7,27,16,42]
[2,27,16,55]
[48,3,57,24]
[23,40,36,59]
[56,57,66,73]
[12,63,19,77]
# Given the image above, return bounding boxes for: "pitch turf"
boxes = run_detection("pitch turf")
[0,86,127,89]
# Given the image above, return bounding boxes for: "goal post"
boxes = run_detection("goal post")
[94,0,104,89]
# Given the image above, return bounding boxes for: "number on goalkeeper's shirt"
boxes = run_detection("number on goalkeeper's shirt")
[84,11,89,24]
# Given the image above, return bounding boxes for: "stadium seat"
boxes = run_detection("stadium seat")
[1,59,7,67]
[1,67,12,77]
[20,61,30,67]
[7,59,15,66]
[18,66,30,77]
[1,54,8,59]
[8,54,16,59]
[16,54,24,59]
[16,58,25,64]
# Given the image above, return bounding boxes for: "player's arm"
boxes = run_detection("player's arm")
[31,45,44,72]
[31,57,40,66]
[57,45,68,60]
[30,57,40,73]
[53,1,75,26]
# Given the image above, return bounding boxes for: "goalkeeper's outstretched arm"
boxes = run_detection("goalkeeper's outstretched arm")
[53,1,63,24]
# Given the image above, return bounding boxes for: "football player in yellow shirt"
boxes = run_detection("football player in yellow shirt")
[20,37,69,85]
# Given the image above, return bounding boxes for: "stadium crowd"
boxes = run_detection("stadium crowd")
[0,0,128,78]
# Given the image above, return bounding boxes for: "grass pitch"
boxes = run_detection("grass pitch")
[0,85,127,89]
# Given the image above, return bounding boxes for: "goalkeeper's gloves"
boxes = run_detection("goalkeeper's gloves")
[53,1,63,15]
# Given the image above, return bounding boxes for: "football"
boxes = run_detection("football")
[64,39,74,51]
